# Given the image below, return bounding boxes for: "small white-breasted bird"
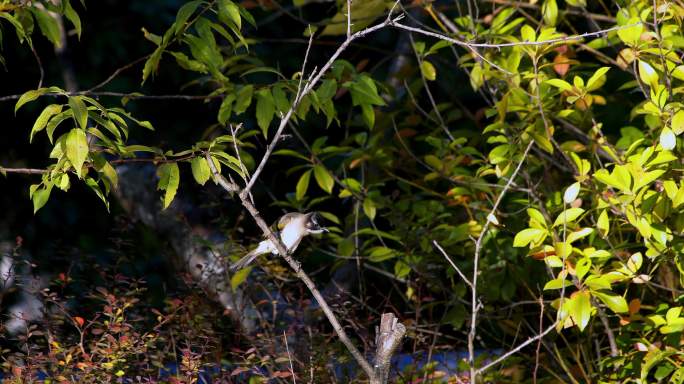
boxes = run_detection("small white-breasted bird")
[230,212,328,271]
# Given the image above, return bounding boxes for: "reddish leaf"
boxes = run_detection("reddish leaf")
[74,316,85,327]
[553,54,570,76]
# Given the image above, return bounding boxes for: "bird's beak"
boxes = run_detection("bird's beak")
[309,227,328,235]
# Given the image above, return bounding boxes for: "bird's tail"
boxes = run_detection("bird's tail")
[230,240,272,271]
[230,250,260,271]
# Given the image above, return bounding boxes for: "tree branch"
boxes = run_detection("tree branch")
[205,152,375,378]
[469,141,534,381]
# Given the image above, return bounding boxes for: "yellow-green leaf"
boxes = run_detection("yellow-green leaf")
[313,164,334,193]
[256,89,275,137]
[31,184,53,214]
[157,163,180,209]
[421,61,436,81]
[296,169,312,201]
[593,291,628,314]
[30,104,63,143]
[542,0,558,26]
[69,96,89,130]
[597,210,609,237]
[617,17,643,46]
[638,60,659,89]
[513,228,547,247]
[363,198,376,220]
[553,208,585,227]
[65,128,89,178]
[230,266,252,290]
[190,157,211,186]
[672,110,684,135]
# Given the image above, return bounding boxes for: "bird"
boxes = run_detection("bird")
[230,212,328,271]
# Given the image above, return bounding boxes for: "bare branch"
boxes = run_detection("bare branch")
[432,240,472,289]
[390,21,639,48]
[0,167,47,175]
[469,141,534,381]
[283,331,297,384]
[476,321,558,376]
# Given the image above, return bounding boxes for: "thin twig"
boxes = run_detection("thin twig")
[408,34,454,140]
[468,141,534,381]
[86,56,149,92]
[476,321,559,375]
[0,91,222,102]
[432,241,473,289]
[30,45,44,89]
[390,22,639,48]
[241,11,405,198]
[346,0,352,39]
[283,331,297,384]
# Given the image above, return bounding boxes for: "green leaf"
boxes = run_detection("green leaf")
[256,89,275,137]
[168,51,208,73]
[316,79,338,100]
[230,265,252,290]
[31,8,61,48]
[513,228,546,247]
[569,291,592,331]
[394,260,411,279]
[617,17,643,46]
[142,46,163,84]
[420,61,437,81]
[31,184,53,214]
[368,246,396,262]
[520,24,536,42]
[542,0,558,26]
[313,164,334,193]
[295,169,312,201]
[218,0,241,30]
[639,60,659,89]
[360,103,375,129]
[593,290,628,314]
[63,0,82,39]
[30,104,62,143]
[552,208,585,227]
[566,227,593,243]
[597,210,609,238]
[272,85,291,113]
[586,67,610,91]
[543,277,572,290]
[0,12,26,42]
[546,78,573,92]
[345,74,385,106]
[575,258,591,280]
[68,96,88,130]
[363,198,376,220]
[218,93,235,125]
[65,128,89,178]
[85,177,110,211]
[157,163,180,209]
[190,157,211,186]
[15,88,52,113]
[672,110,684,135]
[174,0,202,34]
[234,85,254,115]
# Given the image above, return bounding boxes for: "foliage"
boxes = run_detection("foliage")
[3,0,684,382]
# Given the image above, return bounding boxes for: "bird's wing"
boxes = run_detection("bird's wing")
[276,212,299,230]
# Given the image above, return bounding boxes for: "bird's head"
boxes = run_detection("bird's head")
[304,212,328,235]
